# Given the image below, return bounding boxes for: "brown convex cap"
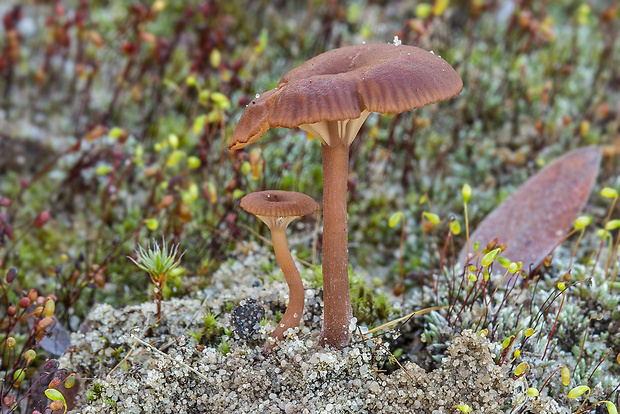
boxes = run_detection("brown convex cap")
[229,43,463,150]
[240,190,320,218]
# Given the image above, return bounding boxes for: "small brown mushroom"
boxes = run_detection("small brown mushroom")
[231,43,463,347]
[240,190,320,352]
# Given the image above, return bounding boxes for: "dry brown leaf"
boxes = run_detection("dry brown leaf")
[458,146,602,272]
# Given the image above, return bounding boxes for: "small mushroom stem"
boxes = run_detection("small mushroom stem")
[320,136,353,347]
[265,227,305,351]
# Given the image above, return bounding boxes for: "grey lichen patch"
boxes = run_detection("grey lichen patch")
[60,240,620,413]
[62,285,513,413]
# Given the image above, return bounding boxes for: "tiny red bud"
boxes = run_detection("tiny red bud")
[6,267,17,283]
[393,282,405,296]
[3,223,14,239]
[36,316,53,333]
[3,395,15,408]
[27,289,37,302]
[18,297,31,309]
[34,211,50,228]
[48,377,61,389]
[44,359,59,371]
[485,238,499,252]
[7,305,16,317]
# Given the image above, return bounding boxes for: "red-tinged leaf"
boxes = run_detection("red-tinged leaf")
[459,147,602,273]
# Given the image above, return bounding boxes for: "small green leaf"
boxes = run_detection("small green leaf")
[187,156,201,169]
[188,183,199,201]
[211,92,230,110]
[508,261,522,274]
[95,164,112,175]
[575,3,590,25]
[462,183,472,203]
[597,229,609,239]
[232,189,244,199]
[450,220,461,235]
[601,187,618,199]
[525,328,536,337]
[605,219,620,231]
[606,401,618,414]
[497,256,511,268]
[502,335,514,349]
[389,212,404,228]
[241,162,251,176]
[193,115,207,135]
[108,127,125,139]
[166,150,185,167]
[423,211,440,224]
[481,248,501,267]
[574,215,592,230]
[432,0,449,15]
[483,268,490,281]
[527,387,539,397]
[168,134,179,149]
[467,273,477,282]
[145,218,159,231]
[557,282,566,291]
[415,3,432,18]
[456,404,472,413]
[13,368,25,383]
[185,75,197,87]
[210,49,221,68]
[254,28,268,55]
[514,362,529,376]
[561,367,570,386]
[567,385,590,399]
[198,90,210,103]
[45,388,66,403]
[64,374,76,389]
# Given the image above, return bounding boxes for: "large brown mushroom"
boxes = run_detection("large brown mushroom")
[230,43,463,347]
[240,190,320,352]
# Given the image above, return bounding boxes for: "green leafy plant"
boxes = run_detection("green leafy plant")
[129,239,184,324]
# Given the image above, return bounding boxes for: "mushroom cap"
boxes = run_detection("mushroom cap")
[240,190,320,218]
[229,43,463,150]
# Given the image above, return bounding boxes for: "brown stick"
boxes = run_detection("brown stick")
[320,137,352,347]
[264,228,305,352]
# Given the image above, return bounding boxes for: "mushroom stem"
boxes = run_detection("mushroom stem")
[265,227,305,351]
[320,137,353,347]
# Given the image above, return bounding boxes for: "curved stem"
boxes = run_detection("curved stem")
[320,138,352,347]
[265,227,305,352]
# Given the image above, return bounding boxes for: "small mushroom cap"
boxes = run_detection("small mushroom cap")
[230,43,463,150]
[240,190,320,218]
